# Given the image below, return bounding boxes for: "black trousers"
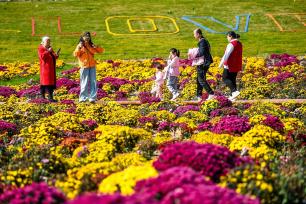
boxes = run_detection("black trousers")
[196,64,214,96]
[40,85,55,99]
[222,69,238,93]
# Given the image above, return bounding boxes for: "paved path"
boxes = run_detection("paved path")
[0,99,305,105]
[95,99,306,105]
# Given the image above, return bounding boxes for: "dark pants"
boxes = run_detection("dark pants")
[222,69,238,93]
[40,85,55,99]
[196,64,214,97]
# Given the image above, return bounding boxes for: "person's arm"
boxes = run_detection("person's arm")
[85,44,104,55]
[196,39,213,67]
[38,46,50,61]
[73,44,84,57]
[196,39,205,58]
[167,57,179,68]
[196,39,210,58]
[219,43,234,68]
[48,47,59,59]
[53,52,59,59]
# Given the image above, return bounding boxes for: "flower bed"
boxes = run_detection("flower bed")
[0,54,305,204]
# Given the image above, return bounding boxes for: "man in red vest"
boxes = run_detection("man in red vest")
[219,31,243,101]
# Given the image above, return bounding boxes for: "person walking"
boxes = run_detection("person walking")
[193,28,215,102]
[164,48,180,101]
[38,36,59,102]
[73,32,104,103]
[151,64,165,100]
[219,31,243,101]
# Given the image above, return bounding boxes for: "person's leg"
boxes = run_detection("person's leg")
[230,72,238,92]
[167,76,179,96]
[196,71,203,97]
[40,86,46,99]
[197,65,214,95]
[169,76,180,100]
[47,86,52,99]
[173,77,179,99]
[47,86,57,102]
[166,76,174,95]
[173,76,179,94]
[88,67,97,102]
[151,83,157,95]
[79,68,89,102]
[228,71,240,100]
[156,85,162,98]
[222,69,236,93]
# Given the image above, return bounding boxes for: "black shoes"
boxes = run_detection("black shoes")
[48,98,58,102]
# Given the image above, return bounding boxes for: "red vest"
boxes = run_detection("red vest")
[226,40,243,72]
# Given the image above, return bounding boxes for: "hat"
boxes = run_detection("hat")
[41,36,50,44]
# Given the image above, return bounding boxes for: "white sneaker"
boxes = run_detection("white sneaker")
[171,92,179,101]
[206,94,215,100]
[229,98,236,102]
[229,91,240,100]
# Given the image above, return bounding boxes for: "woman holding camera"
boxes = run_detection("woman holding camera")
[73,32,104,103]
[38,36,59,102]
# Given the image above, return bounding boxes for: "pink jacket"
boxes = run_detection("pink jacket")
[164,56,180,78]
[188,48,204,66]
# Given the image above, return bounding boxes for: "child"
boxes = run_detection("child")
[151,64,165,100]
[164,48,180,101]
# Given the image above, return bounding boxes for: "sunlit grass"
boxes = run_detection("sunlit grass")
[0,0,305,63]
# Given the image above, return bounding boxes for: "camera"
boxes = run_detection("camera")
[79,37,85,45]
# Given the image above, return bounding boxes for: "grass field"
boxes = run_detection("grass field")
[0,0,305,63]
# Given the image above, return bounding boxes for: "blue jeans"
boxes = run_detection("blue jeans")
[79,67,97,102]
[167,76,179,95]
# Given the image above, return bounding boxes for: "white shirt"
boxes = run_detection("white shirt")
[219,39,237,69]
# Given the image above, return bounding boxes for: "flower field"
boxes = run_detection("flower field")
[0,54,305,204]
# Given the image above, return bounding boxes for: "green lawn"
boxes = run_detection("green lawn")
[0,0,305,63]
[0,64,71,86]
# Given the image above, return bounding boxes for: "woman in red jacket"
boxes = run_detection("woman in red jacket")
[38,36,59,102]
[219,31,243,101]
